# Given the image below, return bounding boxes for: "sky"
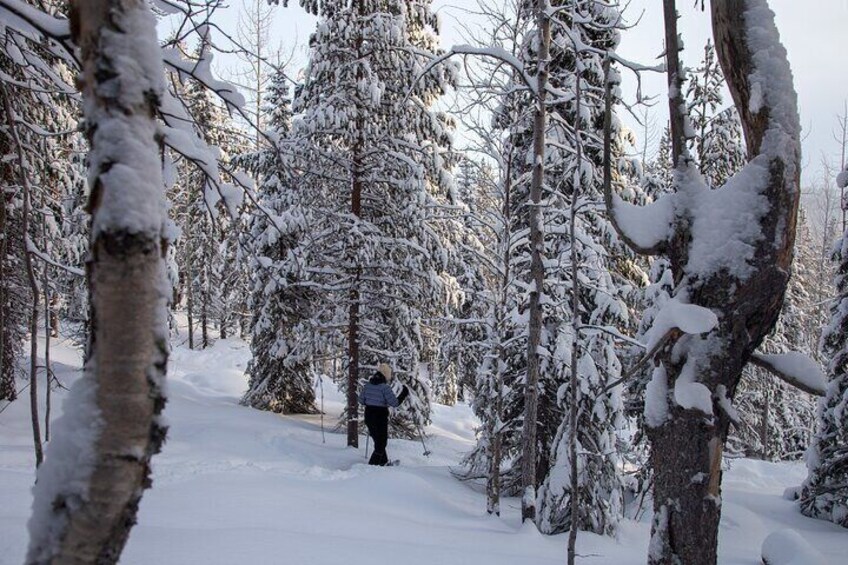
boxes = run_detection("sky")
[221,0,848,188]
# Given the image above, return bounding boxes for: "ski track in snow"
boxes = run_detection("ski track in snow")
[0,332,845,564]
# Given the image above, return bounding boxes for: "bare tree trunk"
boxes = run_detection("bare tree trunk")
[1,82,43,467]
[0,176,8,402]
[43,261,51,442]
[186,250,194,350]
[521,0,551,525]
[487,152,513,516]
[26,1,169,561]
[347,148,362,448]
[760,382,770,460]
[345,5,367,449]
[567,63,584,565]
[49,295,59,338]
[201,263,209,349]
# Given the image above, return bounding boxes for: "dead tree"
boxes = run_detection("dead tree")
[604,1,802,563]
[26,0,169,562]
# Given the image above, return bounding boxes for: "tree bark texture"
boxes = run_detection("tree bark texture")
[0,158,10,401]
[26,1,169,562]
[566,63,584,565]
[346,3,367,449]
[521,0,551,524]
[644,2,801,564]
[347,150,362,448]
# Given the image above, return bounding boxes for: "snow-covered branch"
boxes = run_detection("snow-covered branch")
[749,352,826,396]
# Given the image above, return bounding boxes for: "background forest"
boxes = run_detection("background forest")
[0,1,846,564]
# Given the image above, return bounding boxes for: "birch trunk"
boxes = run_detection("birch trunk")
[26,1,169,561]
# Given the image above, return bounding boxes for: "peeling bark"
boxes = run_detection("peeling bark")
[602,1,801,563]
[643,2,801,564]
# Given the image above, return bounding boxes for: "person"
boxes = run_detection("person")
[358,363,409,466]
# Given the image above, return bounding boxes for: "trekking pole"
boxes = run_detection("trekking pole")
[316,372,326,444]
[415,421,431,457]
[365,433,370,459]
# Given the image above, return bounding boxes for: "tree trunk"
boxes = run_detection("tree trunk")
[346,6,367,449]
[26,1,169,561]
[347,149,362,448]
[521,0,551,524]
[1,82,43,467]
[186,254,194,350]
[643,2,801,564]
[567,62,584,565]
[0,150,9,401]
[49,295,59,338]
[201,264,209,349]
[488,149,514,517]
[43,262,51,443]
[760,379,770,460]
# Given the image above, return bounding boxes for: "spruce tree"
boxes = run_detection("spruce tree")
[241,71,317,414]
[685,40,746,189]
[461,1,632,535]
[535,1,631,536]
[801,167,848,528]
[288,0,458,441]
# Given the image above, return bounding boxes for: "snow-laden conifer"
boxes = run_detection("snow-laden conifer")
[459,0,633,535]
[801,166,848,528]
[288,0,459,441]
[685,40,746,189]
[240,72,317,414]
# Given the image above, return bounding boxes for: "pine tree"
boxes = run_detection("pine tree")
[732,210,820,460]
[459,1,632,536]
[288,0,458,442]
[240,71,317,414]
[801,167,848,528]
[534,1,632,536]
[685,40,746,189]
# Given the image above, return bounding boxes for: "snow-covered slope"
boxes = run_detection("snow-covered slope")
[0,333,844,564]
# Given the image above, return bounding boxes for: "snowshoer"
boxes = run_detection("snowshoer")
[359,363,409,466]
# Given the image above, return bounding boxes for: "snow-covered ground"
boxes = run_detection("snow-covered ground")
[1,332,844,564]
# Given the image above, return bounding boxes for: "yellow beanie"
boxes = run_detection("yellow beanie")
[377,363,392,381]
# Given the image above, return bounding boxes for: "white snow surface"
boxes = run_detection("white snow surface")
[611,192,675,251]
[761,529,827,565]
[643,297,718,351]
[683,160,770,280]
[644,363,669,428]
[1,327,846,564]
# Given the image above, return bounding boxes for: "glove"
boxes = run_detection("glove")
[397,384,410,404]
